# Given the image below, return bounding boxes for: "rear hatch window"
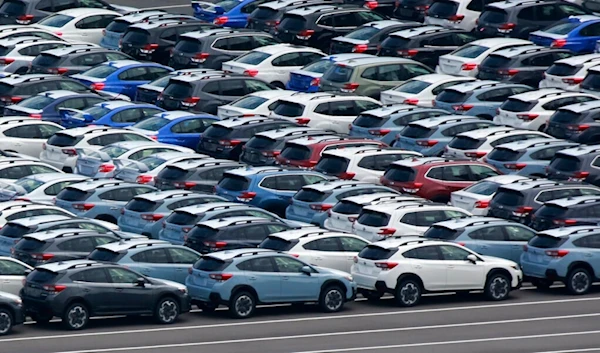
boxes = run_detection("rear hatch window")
[331,200,362,214]
[15,238,47,252]
[56,187,91,202]
[463,181,500,196]
[105,19,131,33]
[452,44,488,59]
[122,28,151,45]
[358,244,397,260]
[492,189,525,207]
[259,236,297,251]
[479,8,508,24]
[400,124,434,138]
[235,52,271,65]
[550,109,584,124]
[448,136,483,150]
[174,38,202,54]
[253,7,277,19]
[500,98,536,112]
[384,165,415,182]
[27,269,58,284]
[232,96,268,110]
[437,89,470,103]
[246,136,277,150]
[381,36,410,49]
[357,209,390,227]
[353,114,387,128]
[87,248,125,262]
[0,45,11,57]
[163,81,193,98]
[47,133,82,147]
[581,71,600,90]
[0,82,14,96]
[187,225,219,240]
[549,154,582,172]
[158,166,192,180]
[347,26,380,40]
[536,204,568,218]
[125,198,160,212]
[546,63,580,77]
[422,225,459,240]
[487,147,523,162]
[193,256,229,271]
[0,223,30,238]
[203,125,234,139]
[83,65,118,79]
[395,80,431,94]
[314,156,350,175]
[167,211,198,225]
[546,21,581,35]
[294,188,327,202]
[480,54,511,68]
[278,14,306,30]
[323,65,354,83]
[528,234,567,249]
[0,0,25,15]
[280,143,311,160]
[218,174,249,191]
[272,101,304,117]
[427,0,458,18]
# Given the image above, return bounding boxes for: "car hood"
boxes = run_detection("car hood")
[0,291,20,302]
[152,277,187,290]
[314,265,351,277]
[480,255,518,267]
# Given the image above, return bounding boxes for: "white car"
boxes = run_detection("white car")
[0,201,75,231]
[0,37,80,74]
[437,38,532,77]
[0,117,64,157]
[34,9,122,45]
[0,257,32,296]
[261,228,370,273]
[351,238,522,306]
[380,74,475,106]
[218,90,297,119]
[222,44,326,88]
[494,89,597,131]
[580,65,600,97]
[0,159,62,184]
[115,151,210,185]
[0,173,87,204]
[424,0,487,32]
[450,175,531,216]
[540,53,600,91]
[0,25,65,42]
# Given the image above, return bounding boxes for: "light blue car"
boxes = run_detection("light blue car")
[88,238,202,284]
[394,115,496,156]
[186,248,356,317]
[422,217,536,264]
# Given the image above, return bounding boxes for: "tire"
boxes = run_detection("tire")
[229,291,256,319]
[566,267,592,295]
[0,308,13,336]
[154,297,180,324]
[484,273,511,301]
[531,278,552,290]
[395,278,422,307]
[319,285,345,313]
[62,302,89,330]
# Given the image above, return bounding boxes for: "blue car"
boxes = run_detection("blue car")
[186,248,356,317]
[530,15,600,54]
[59,101,165,128]
[287,53,373,92]
[71,60,173,100]
[126,111,221,150]
[192,0,268,28]
[3,90,107,123]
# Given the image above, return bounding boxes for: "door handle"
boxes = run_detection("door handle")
[249,276,257,280]
[414,265,422,269]
[447,265,455,269]
[282,276,289,281]
[115,288,124,292]
[110,207,120,210]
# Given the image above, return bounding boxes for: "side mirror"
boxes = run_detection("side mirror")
[300,265,312,276]
[135,277,146,287]
[466,254,478,264]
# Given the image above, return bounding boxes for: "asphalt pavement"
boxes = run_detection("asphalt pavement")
[115,0,193,15]
[5,286,600,353]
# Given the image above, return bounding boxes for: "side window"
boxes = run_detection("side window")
[355,100,381,113]
[468,165,499,181]
[171,119,207,133]
[536,4,563,21]
[573,234,600,248]
[415,210,448,227]
[168,248,200,264]
[340,237,368,252]
[57,237,96,252]
[442,165,472,182]
[35,0,52,11]
[403,64,432,78]
[361,67,378,80]
[529,53,555,67]
[111,108,143,123]
[432,81,464,95]
[477,88,512,102]
[241,225,269,241]
[318,15,335,27]
[271,53,302,67]
[400,212,417,226]
[505,225,535,241]
[55,98,87,110]
[0,166,29,179]
[314,103,330,115]
[72,53,106,67]
[466,0,484,11]
[357,156,376,170]
[439,245,472,260]
[536,190,554,203]
[303,237,342,251]
[131,249,170,263]
[273,256,305,272]
[146,67,171,81]
[299,52,324,66]
[45,180,78,195]
[378,64,404,81]
[75,15,113,29]
[227,36,255,51]
[0,259,28,276]
[403,246,441,260]
[107,267,141,284]
[220,80,245,96]
[558,4,587,16]
[71,268,109,283]
[160,29,177,42]
[468,226,506,241]
[303,174,326,184]
[531,146,568,161]
[118,67,148,81]
[213,38,228,50]
[3,126,37,138]
[329,101,355,116]
[203,81,220,95]
[245,79,273,92]
[105,52,131,61]
[237,257,276,272]
[333,13,357,27]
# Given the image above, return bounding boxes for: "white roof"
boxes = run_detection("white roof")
[152,111,198,120]
[256,127,324,139]
[323,146,421,159]
[50,8,122,17]
[242,90,296,99]
[341,193,419,206]
[23,173,86,183]
[546,195,600,208]
[493,138,572,151]
[102,141,159,150]
[560,99,600,113]
[269,228,340,241]
[359,104,419,118]
[302,179,372,192]
[205,248,275,260]
[389,25,447,38]
[224,166,284,176]
[25,228,96,241]
[391,156,446,168]
[9,214,72,226]
[410,115,478,128]
[36,90,79,99]
[409,74,474,84]
[282,134,344,146]
[198,216,270,229]
[94,101,135,110]
[508,88,567,101]
[102,60,143,69]
[287,5,338,15]
[362,202,464,214]
[537,226,600,238]
[444,80,503,93]
[556,145,600,157]
[133,189,194,201]
[37,259,100,272]
[455,126,514,139]
[182,29,247,39]
[175,202,247,215]
[467,38,531,49]
[555,53,600,66]
[365,237,435,250]
[433,217,510,230]
[478,175,531,185]
[491,45,549,58]
[251,43,323,55]
[96,238,169,252]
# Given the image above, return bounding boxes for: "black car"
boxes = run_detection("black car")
[28,46,133,75]
[477,45,573,87]
[154,159,245,192]
[21,260,190,329]
[545,98,600,144]
[547,145,600,187]
[530,195,600,231]
[274,5,387,51]
[247,0,342,33]
[120,18,217,65]
[329,19,421,54]
[395,0,434,22]
[0,291,24,336]
[0,0,132,25]
[378,26,475,69]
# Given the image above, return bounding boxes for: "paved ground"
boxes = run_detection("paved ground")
[114,0,194,15]
[5,286,600,353]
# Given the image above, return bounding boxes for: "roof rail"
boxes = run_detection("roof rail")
[54,230,96,239]
[67,262,103,270]
[233,250,272,258]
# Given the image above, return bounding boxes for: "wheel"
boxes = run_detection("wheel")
[229,291,256,319]
[0,308,13,336]
[154,297,180,324]
[484,273,511,301]
[395,278,422,307]
[319,286,345,313]
[566,267,592,295]
[361,290,383,301]
[530,278,552,290]
[30,312,52,324]
[62,302,89,330]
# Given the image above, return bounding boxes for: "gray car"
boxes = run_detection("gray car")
[28,46,133,76]
[154,159,245,193]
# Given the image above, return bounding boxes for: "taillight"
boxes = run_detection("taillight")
[545,249,569,257]
[98,164,115,173]
[448,14,464,23]
[416,140,438,147]
[218,139,241,147]
[375,262,398,270]
[474,200,489,208]
[341,83,359,93]
[182,97,200,108]
[364,0,378,8]
[136,175,153,184]
[243,69,259,77]
[32,253,55,261]
[339,172,356,180]
[398,49,419,57]
[569,171,590,181]
[90,82,105,91]
[62,148,77,156]
[309,77,320,86]
[0,57,14,65]
[452,104,474,112]
[499,69,519,76]
[465,151,487,158]
[182,227,192,233]
[295,117,311,125]
[174,181,196,189]
[562,77,584,85]
[517,113,539,121]
[140,43,159,54]
[402,182,423,194]
[498,23,515,33]
[191,53,209,63]
[203,241,228,249]
[403,98,419,105]
[461,63,477,71]
[353,44,368,53]
[29,113,42,119]
[310,204,333,212]
[42,284,66,293]
[213,16,228,25]
[504,163,526,170]
[553,219,577,226]
[377,227,396,236]
[368,129,391,136]
[209,273,233,281]
[296,29,314,40]
[567,124,590,132]
[512,206,533,217]
[16,14,33,24]
[237,191,257,202]
[73,203,95,211]
[551,39,567,48]
[141,214,164,222]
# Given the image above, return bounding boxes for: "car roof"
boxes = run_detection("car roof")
[556,53,600,65]
[198,216,272,229]
[182,29,265,40]
[546,195,600,208]
[35,90,83,99]
[432,216,510,230]
[256,126,324,139]
[341,193,418,205]
[133,189,194,201]
[205,248,275,260]
[24,228,96,241]
[244,90,296,99]
[489,0,556,9]
[301,179,373,192]
[9,214,72,226]
[410,74,474,84]
[213,116,276,127]
[96,238,169,252]
[117,10,167,23]
[99,60,144,69]
[36,259,101,272]
[537,225,600,238]
[336,56,417,67]
[175,202,249,215]
[0,36,47,46]
[268,227,338,241]
[493,138,572,151]
[559,99,600,113]
[455,126,514,139]
[468,38,532,47]
[555,145,600,156]
[68,179,131,191]
[509,88,570,101]
[103,141,159,150]
[151,110,199,120]
[0,200,38,211]
[323,146,418,159]
[444,80,505,93]
[56,126,119,137]
[224,166,304,177]
[283,134,345,146]
[287,5,346,15]
[52,8,121,16]
[142,151,207,161]
[389,25,449,38]
[0,74,55,85]
[131,19,192,30]
[409,114,479,128]
[276,91,358,104]
[491,45,552,58]
[365,236,438,249]
[499,178,572,191]
[94,100,135,110]
[23,173,86,183]
[41,45,109,57]
[359,104,421,117]
[253,43,322,55]
[168,158,239,169]
[480,174,531,184]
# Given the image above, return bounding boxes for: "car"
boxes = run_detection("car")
[487,178,600,224]
[530,195,600,231]
[118,190,225,239]
[59,101,164,129]
[394,115,496,156]
[476,45,573,87]
[0,117,63,157]
[436,38,532,77]
[433,80,532,120]
[0,290,24,335]
[494,89,597,131]
[21,260,190,329]
[135,69,222,105]
[581,64,600,97]
[422,217,536,263]
[286,180,399,226]
[32,9,122,44]
[192,0,271,28]
[259,229,369,272]
[40,126,154,173]
[274,5,388,52]
[529,15,600,54]
[28,46,133,76]
[540,53,600,91]
[520,226,600,294]
[74,141,194,178]
[54,179,156,223]
[0,158,62,183]
[0,173,86,203]
[329,20,422,55]
[443,126,551,160]
[349,105,448,145]
[246,0,341,33]
[484,138,578,176]
[186,248,356,317]
[269,92,382,134]
[158,71,277,115]
[324,193,423,232]
[275,135,387,169]
[544,99,600,143]
[88,238,201,283]
[0,25,65,43]
[169,29,280,71]
[351,237,522,306]
[0,256,32,295]
[154,159,245,193]
[450,174,531,216]
[380,74,475,107]
[71,60,173,100]
[217,90,296,119]
[380,157,501,202]
[314,146,421,181]
[0,36,75,74]
[546,145,600,187]
[114,151,211,185]
[0,200,75,232]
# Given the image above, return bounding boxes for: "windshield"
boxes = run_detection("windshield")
[550,109,583,124]
[88,248,124,262]
[18,95,55,109]
[346,26,380,40]
[394,80,431,94]
[231,95,268,109]
[245,136,277,150]
[279,15,306,31]
[235,51,271,65]
[133,116,170,131]
[400,124,433,138]
[358,245,397,260]
[38,14,74,27]
[56,187,91,201]
[381,36,410,49]
[82,65,117,79]
[32,53,61,67]
[100,145,128,158]
[158,166,191,180]
[528,235,567,249]
[294,188,327,202]
[14,178,44,193]
[480,54,510,68]
[136,156,166,171]
[427,0,458,18]
[193,256,228,271]
[353,114,386,128]
[462,180,500,196]
[581,72,600,90]
[452,44,488,59]
[253,7,277,19]
[357,209,390,227]
[500,98,535,112]
[203,125,233,139]
[331,200,362,215]
[323,65,354,83]
[125,198,159,212]
[217,174,249,191]
[536,204,568,218]
[492,189,524,207]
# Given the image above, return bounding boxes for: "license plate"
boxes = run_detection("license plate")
[204,143,217,152]
[195,276,207,286]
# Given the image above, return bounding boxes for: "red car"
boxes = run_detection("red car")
[380,157,501,203]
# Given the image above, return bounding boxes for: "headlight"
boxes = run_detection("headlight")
[13,298,22,305]
[178,288,188,294]
[510,265,520,271]
[344,275,353,282]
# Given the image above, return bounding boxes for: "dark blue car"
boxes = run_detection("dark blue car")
[59,101,165,128]
[530,15,600,54]
[192,0,269,28]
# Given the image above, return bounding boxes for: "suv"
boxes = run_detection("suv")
[158,72,276,115]
[380,157,500,202]
[0,36,72,74]
[544,100,600,143]
[531,195,600,231]
[330,20,422,55]
[247,0,341,33]
[186,248,355,317]
[274,5,388,51]
[477,45,573,86]
[378,26,476,69]
[168,29,280,70]
[269,92,382,133]
[0,201,75,240]
[547,145,600,187]
[154,159,245,192]
[395,0,436,21]
[351,237,522,305]
[380,74,476,107]
[425,0,504,32]
[21,260,190,329]
[487,178,600,224]
[215,166,328,216]
[540,53,600,91]
[450,174,530,215]
[28,46,133,76]
[197,116,298,160]
[319,56,434,99]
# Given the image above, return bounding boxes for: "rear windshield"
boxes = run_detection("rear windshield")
[448,136,483,149]
[187,225,219,240]
[245,136,277,150]
[272,101,305,117]
[323,65,354,83]
[253,7,277,19]
[47,133,81,147]
[87,248,124,262]
[0,223,30,238]
[134,116,171,131]
[193,256,228,271]
[381,36,410,49]
[167,211,198,225]
[0,82,13,95]
[27,269,58,284]
[400,124,433,138]
[203,125,233,139]
[163,82,193,98]
[546,63,579,77]
[536,204,568,218]
[280,144,311,160]
[218,174,249,191]
[232,95,268,109]
[550,109,583,124]
[215,0,238,11]
[294,189,327,202]
[302,59,334,74]
[500,98,536,112]
[122,28,151,45]
[549,154,582,172]
[480,54,511,68]
[331,200,362,215]
[437,89,469,103]
[314,156,349,175]
[82,65,118,79]
[56,187,91,202]
[0,0,25,16]
[38,14,74,27]
[353,114,386,128]
[174,39,202,54]
[235,51,271,65]
[259,236,297,251]
[358,245,397,260]
[32,54,62,67]
[105,19,131,33]
[19,96,54,110]
[384,165,415,182]
[462,180,500,196]
[395,80,431,94]
[493,189,525,207]
[479,8,507,24]
[545,21,580,35]
[15,238,46,251]
[0,45,10,57]
[357,209,390,227]
[581,72,600,90]
[346,26,380,40]
[452,44,488,59]
[528,235,567,249]
[158,166,191,180]
[125,198,159,212]
[487,147,522,162]
[422,225,460,240]
[279,14,306,30]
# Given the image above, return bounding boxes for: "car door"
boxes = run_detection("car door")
[236,257,281,302]
[167,118,211,149]
[106,266,154,312]
[0,124,40,157]
[74,15,118,43]
[219,79,246,103]
[0,258,30,295]
[117,67,151,98]
[69,268,114,314]
[402,245,447,291]
[110,108,145,128]
[442,164,474,192]
[339,236,369,272]
[270,52,303,83]
[577,22,600,53]
[55,236,99,261]
[273,256,320,301]
[466,225,511,260]
[301,237,347,271]
[504,224,535,264]
[439,244,485,290]
[167,247,201,284]
[129,248,172,280]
